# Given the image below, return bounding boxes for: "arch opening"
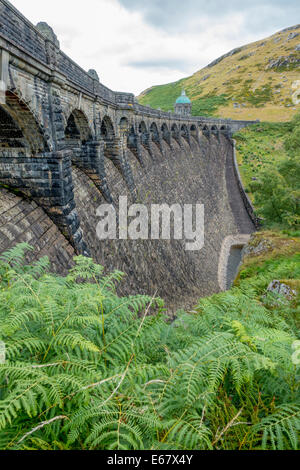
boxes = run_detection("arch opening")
[0,104,31,193]
[150,122,160,147]
[211,125,219,136]
[100,115,135,193]
[202,125,210,137]
[119,117,129,135]
[64,111,104,207]
[127,125,137,148]
[0,105,27,149]
[190,124,198,140]
[181,124,189,142]
[65,109,93,144]
[139,121,148,147]
[101,116,116,159]
[2,91,48,153]
[101,116,115,140]
[65,113,81,146]
[171,123,181,145]
[220,125,229,137]
[161,123,170,145]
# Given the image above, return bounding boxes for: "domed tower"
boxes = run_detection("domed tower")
[175,90,192,116]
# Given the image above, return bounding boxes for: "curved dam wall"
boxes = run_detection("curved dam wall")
[0,188,74,272]
[0,0,257,310]
[71,134,255,310]
[0,134,255,310]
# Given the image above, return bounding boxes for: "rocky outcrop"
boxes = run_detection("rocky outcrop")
[267,280,298,301]
[267,55,300,70]
[207,47,243,68]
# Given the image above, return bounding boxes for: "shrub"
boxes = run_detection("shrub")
[0,244,299,450]
[250,113,300,228]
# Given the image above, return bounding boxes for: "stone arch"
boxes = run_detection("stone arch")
[101,115,117,160]
[0,99,87,256]
[0,105,27,150]
[211,125,219,136]
[171,123,179,134]
[1,90,49,153]
[127,125,137,148]
[161,122,171,146]
[65,109,93,143]
[190,124,198,140]
[65,109,95,171]
[101,115,115,141]
[126,124,145,168]
[202,125,210,137]
[220,125,229,137]
[101,115,117,163]
[150,121,158,136]
[138,121,147,147]
[119,116,129,135]
[64,109,110,206]
[65,113,80,141]
[139,121,148,134]
[171,123,180,146]
[101,115,136,198]
[150,121,160,148]
[0,99,51,207]
[181,124,189,142]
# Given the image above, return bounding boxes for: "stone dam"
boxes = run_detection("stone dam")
[0,0,259,310]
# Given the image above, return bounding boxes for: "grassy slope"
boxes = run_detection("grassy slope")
[234,230,300,329]
[138,25,300,122]
[232,116,299,325]
[234,122,289,197]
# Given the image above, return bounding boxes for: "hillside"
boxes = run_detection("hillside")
[234,121,289,196]
[138,25,300,122]
[233,110,300,229]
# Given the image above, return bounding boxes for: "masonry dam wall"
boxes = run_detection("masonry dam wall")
[0,133,255,310]
[0,0,257,310]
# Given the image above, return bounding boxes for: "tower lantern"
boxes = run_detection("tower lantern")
[175,89,192,116]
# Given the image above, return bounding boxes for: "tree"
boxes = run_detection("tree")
[250,113,300,228]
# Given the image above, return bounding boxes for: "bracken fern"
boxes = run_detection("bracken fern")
[0,244,299,450]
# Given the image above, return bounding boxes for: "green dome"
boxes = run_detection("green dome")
[176,90,191,104]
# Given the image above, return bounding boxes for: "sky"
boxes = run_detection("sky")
[10,0,300,96]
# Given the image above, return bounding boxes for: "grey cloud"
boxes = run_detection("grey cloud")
[126,57,193,72]
[119,0,300,34]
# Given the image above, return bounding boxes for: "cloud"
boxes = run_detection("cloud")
[9,0,300,96]
[126,58,194,72]
[119,0,300,34]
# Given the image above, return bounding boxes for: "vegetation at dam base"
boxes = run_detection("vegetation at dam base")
[0,232,299,451]
[0,113,299,451]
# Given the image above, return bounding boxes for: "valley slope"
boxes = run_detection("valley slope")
[138,25,300,122]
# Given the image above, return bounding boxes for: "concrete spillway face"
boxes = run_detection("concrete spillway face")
[218,235,251,291]
[226,245,244,290]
